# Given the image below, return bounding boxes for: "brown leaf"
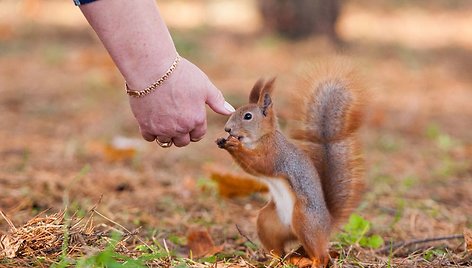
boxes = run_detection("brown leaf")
[288,256,313,268]
[103,144,136,162]
[187,228,223,258]
[206,165,268,198]
[0,235,23,258]
[102,137,142,162]
[0,211,21,258]
[464,228,472,253]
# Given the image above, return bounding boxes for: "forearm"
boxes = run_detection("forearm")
[80,0,176,90]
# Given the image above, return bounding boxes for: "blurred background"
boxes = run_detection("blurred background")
[0,0,471,266]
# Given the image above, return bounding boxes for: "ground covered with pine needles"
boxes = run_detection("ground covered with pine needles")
[1,0,471,267]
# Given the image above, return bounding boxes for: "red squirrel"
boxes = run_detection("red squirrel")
[216,63,365,267]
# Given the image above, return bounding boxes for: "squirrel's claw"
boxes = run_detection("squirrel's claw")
[216,137,227,148]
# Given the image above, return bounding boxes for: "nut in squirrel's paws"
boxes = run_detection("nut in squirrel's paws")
[216,135,240,149]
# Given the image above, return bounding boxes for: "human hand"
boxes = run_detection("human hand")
[128,58,235,147]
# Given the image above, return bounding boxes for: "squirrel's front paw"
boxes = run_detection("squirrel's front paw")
[216,136,241,150]
[224,135,241,148]
[216,137,227,148]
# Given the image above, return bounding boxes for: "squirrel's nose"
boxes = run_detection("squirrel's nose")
[224,127,231,133]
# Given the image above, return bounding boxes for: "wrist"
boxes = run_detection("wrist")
[122,47,178,91]
[125,53,181,97]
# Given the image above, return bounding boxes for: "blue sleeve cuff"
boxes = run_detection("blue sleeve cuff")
[74,0,98,6]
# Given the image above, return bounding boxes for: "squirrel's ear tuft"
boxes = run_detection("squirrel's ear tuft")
[257,77,276,116]
[263,77,276,95]
[249,78,265,103]
[261,92,272,116]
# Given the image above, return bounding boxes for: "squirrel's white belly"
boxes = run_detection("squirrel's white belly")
[261,178,295,227]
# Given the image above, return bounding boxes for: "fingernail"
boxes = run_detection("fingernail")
[224,101,235,113]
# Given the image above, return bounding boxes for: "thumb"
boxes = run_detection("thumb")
[205,81,235,115]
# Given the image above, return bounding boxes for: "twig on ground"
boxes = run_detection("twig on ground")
[91,209,154,253]
[235,224,257,249]
[377,234,464,255]
[0,211,16,231]
[91,209,131,235]
[162,238,172,263]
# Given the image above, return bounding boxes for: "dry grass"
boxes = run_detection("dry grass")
[0,210,105,266]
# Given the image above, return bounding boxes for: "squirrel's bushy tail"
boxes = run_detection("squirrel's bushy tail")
[291,60,365,227]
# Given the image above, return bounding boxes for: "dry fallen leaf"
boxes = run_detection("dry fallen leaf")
[288,256,313,268]
[0,211,20,258]
[206,165,268,198]
[102,136,143,162]
[464,228,472,253]
[103,145,137,162]
[187,228,223,258]
[0,235,23,258]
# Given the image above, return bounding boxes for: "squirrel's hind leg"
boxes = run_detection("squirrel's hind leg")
[292,200,330,267]
[257,201,293,257]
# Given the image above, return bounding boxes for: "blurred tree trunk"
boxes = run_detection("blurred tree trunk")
[257,0,341,41]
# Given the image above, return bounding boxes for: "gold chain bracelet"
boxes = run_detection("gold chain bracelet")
[125,53,181,97]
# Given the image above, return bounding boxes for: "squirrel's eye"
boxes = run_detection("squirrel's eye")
[243,113,253,120]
